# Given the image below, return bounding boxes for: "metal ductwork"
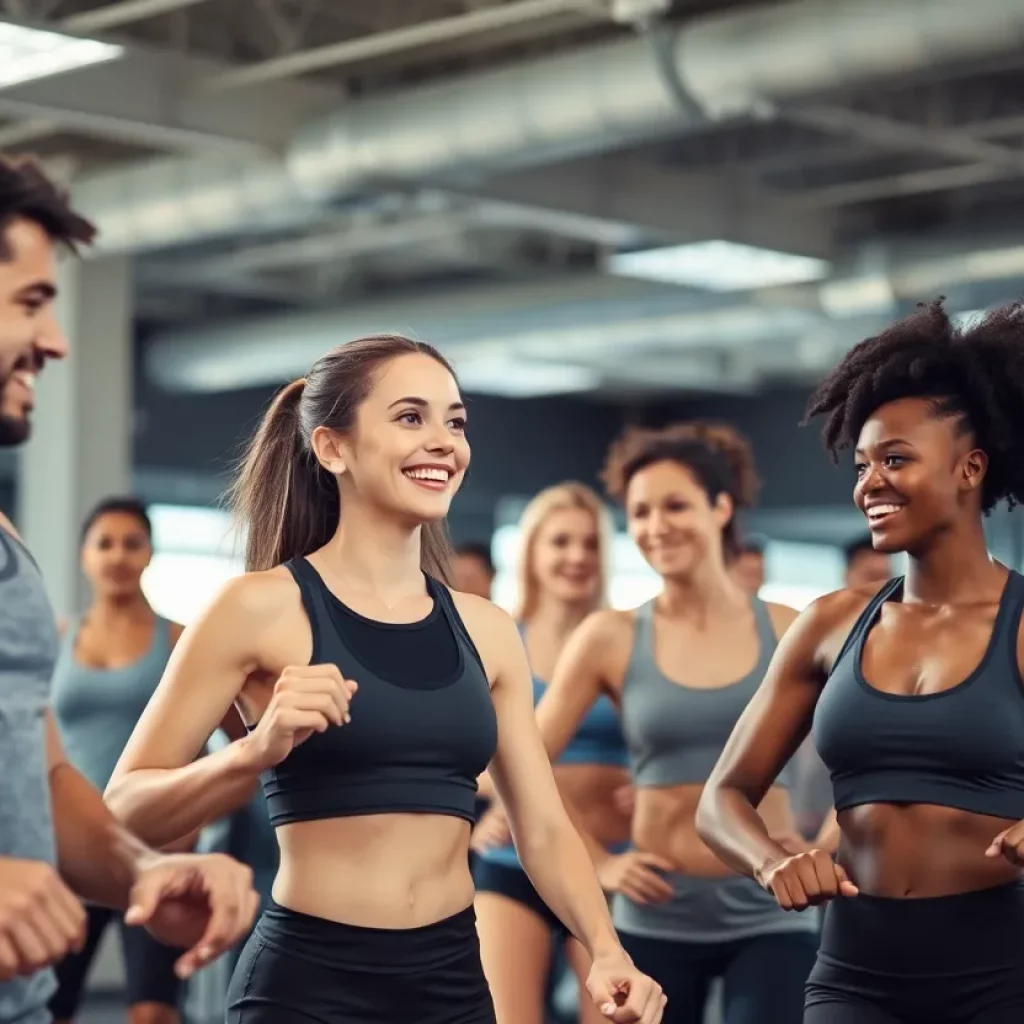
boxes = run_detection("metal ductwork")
[75,0,1024,254]
[144,228,1024,392]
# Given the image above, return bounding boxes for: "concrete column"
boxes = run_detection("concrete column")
[16,255,133,618]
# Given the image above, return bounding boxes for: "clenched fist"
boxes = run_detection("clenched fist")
[757,848,858,911]
[0,858,86,980]
[241,664,357,771]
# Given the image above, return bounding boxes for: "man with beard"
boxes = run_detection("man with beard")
[0,156,259,1024]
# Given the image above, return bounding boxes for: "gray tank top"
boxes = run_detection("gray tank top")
[0,528,59,1023]
[51,615,173,792]
[620,596,794,789]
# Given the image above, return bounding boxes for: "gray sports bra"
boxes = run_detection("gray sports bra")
[619,597,794,789]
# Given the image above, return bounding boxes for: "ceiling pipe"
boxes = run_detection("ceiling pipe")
[144,227,1024,392]
[74,0,1024,254]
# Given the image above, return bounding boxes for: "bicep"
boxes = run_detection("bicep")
[111,583,260,778]
[534,615,613,760]
[708,605,826,805]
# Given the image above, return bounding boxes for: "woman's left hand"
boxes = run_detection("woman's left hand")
[986,821,1024,865]
[586,950,666,1022]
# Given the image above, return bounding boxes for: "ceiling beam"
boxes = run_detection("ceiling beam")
[203,0,610,91]
[0,43,341,155]
[59,0,214,33]
[456,156,836,258]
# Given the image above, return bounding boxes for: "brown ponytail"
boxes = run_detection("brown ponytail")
[228,335,456,582]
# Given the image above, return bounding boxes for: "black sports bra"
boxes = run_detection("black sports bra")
[257,558,498,827]
[813,571,1024,820]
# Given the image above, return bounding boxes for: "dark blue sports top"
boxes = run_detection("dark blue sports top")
[258,558,498,827]
[812,570,1024,821]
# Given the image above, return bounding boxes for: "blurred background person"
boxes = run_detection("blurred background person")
[729,537,765,597]
[454,541,496,600]
[533,424,821,1024]
[49,498,187,1024]
[843,535,894,589]
[473,482,631,1024]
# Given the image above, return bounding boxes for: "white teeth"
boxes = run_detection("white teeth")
[404,467,449,482]
[868,503,903,518]
[15,372,35,392]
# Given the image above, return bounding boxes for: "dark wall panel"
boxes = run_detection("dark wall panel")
[649,386,854,509]
[133,379,624,544]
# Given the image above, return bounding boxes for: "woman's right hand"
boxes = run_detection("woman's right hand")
[596,851,675,905]
[756,848,858,911]
[241,664,357,771]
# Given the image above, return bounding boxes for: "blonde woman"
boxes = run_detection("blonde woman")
[473,483,633,1024]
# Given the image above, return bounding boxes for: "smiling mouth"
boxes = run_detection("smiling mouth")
[403,467,452,491]
[866,503,905,525]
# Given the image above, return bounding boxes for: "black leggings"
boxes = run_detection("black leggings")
[805,880,1024,1023]
[226,900,495,1024]
[619,928,818,1024]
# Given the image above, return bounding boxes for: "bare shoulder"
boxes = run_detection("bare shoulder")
[561,607,635,694]
[190,567,307,647]
[764,602,800,637]
[575,606,635,652]
[447,589,519,684]
[782,585,880,670]
[209,565,304,621]
[174,565,313,675]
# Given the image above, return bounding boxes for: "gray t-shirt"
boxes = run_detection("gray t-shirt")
[0,527,59,1024]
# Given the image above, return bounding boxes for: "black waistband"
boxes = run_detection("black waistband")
[818,879,1024,975]
[255,899,479,973]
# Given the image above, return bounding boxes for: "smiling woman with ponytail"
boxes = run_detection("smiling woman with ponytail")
[105,334,666,1024]
[230,354,453,581]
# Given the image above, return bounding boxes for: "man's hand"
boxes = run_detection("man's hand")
[124,852,258,979]
[0,858,86,980]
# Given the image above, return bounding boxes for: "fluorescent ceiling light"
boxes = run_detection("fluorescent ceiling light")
[0,21,123,90]
[455,358,601,398]
[609,240,831,292]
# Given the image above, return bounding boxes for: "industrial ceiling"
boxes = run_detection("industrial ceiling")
[5,0,1024,398]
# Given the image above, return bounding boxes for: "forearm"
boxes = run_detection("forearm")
[50,763,157,910]
[518,818,621,960]
[696,784,788,884]
[105,739,261,849]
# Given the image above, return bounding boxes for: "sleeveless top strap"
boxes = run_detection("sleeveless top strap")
[285,557,333,663]
[429,577,487,673]
[994,570,1024,679]
[829,576,903,677]
[750,596,777,645]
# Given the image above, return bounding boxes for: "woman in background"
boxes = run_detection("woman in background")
[535,423,824,1024]
[49,498,185,1024]
[473,483,633,1024]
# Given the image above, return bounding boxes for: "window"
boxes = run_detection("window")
[142,504,244,624]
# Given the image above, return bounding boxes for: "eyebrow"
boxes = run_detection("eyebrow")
[854,437,912,455]
[388,396,466,412]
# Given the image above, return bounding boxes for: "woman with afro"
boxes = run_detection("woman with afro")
[698,299,1024,1022]
[534,421,823,1024]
